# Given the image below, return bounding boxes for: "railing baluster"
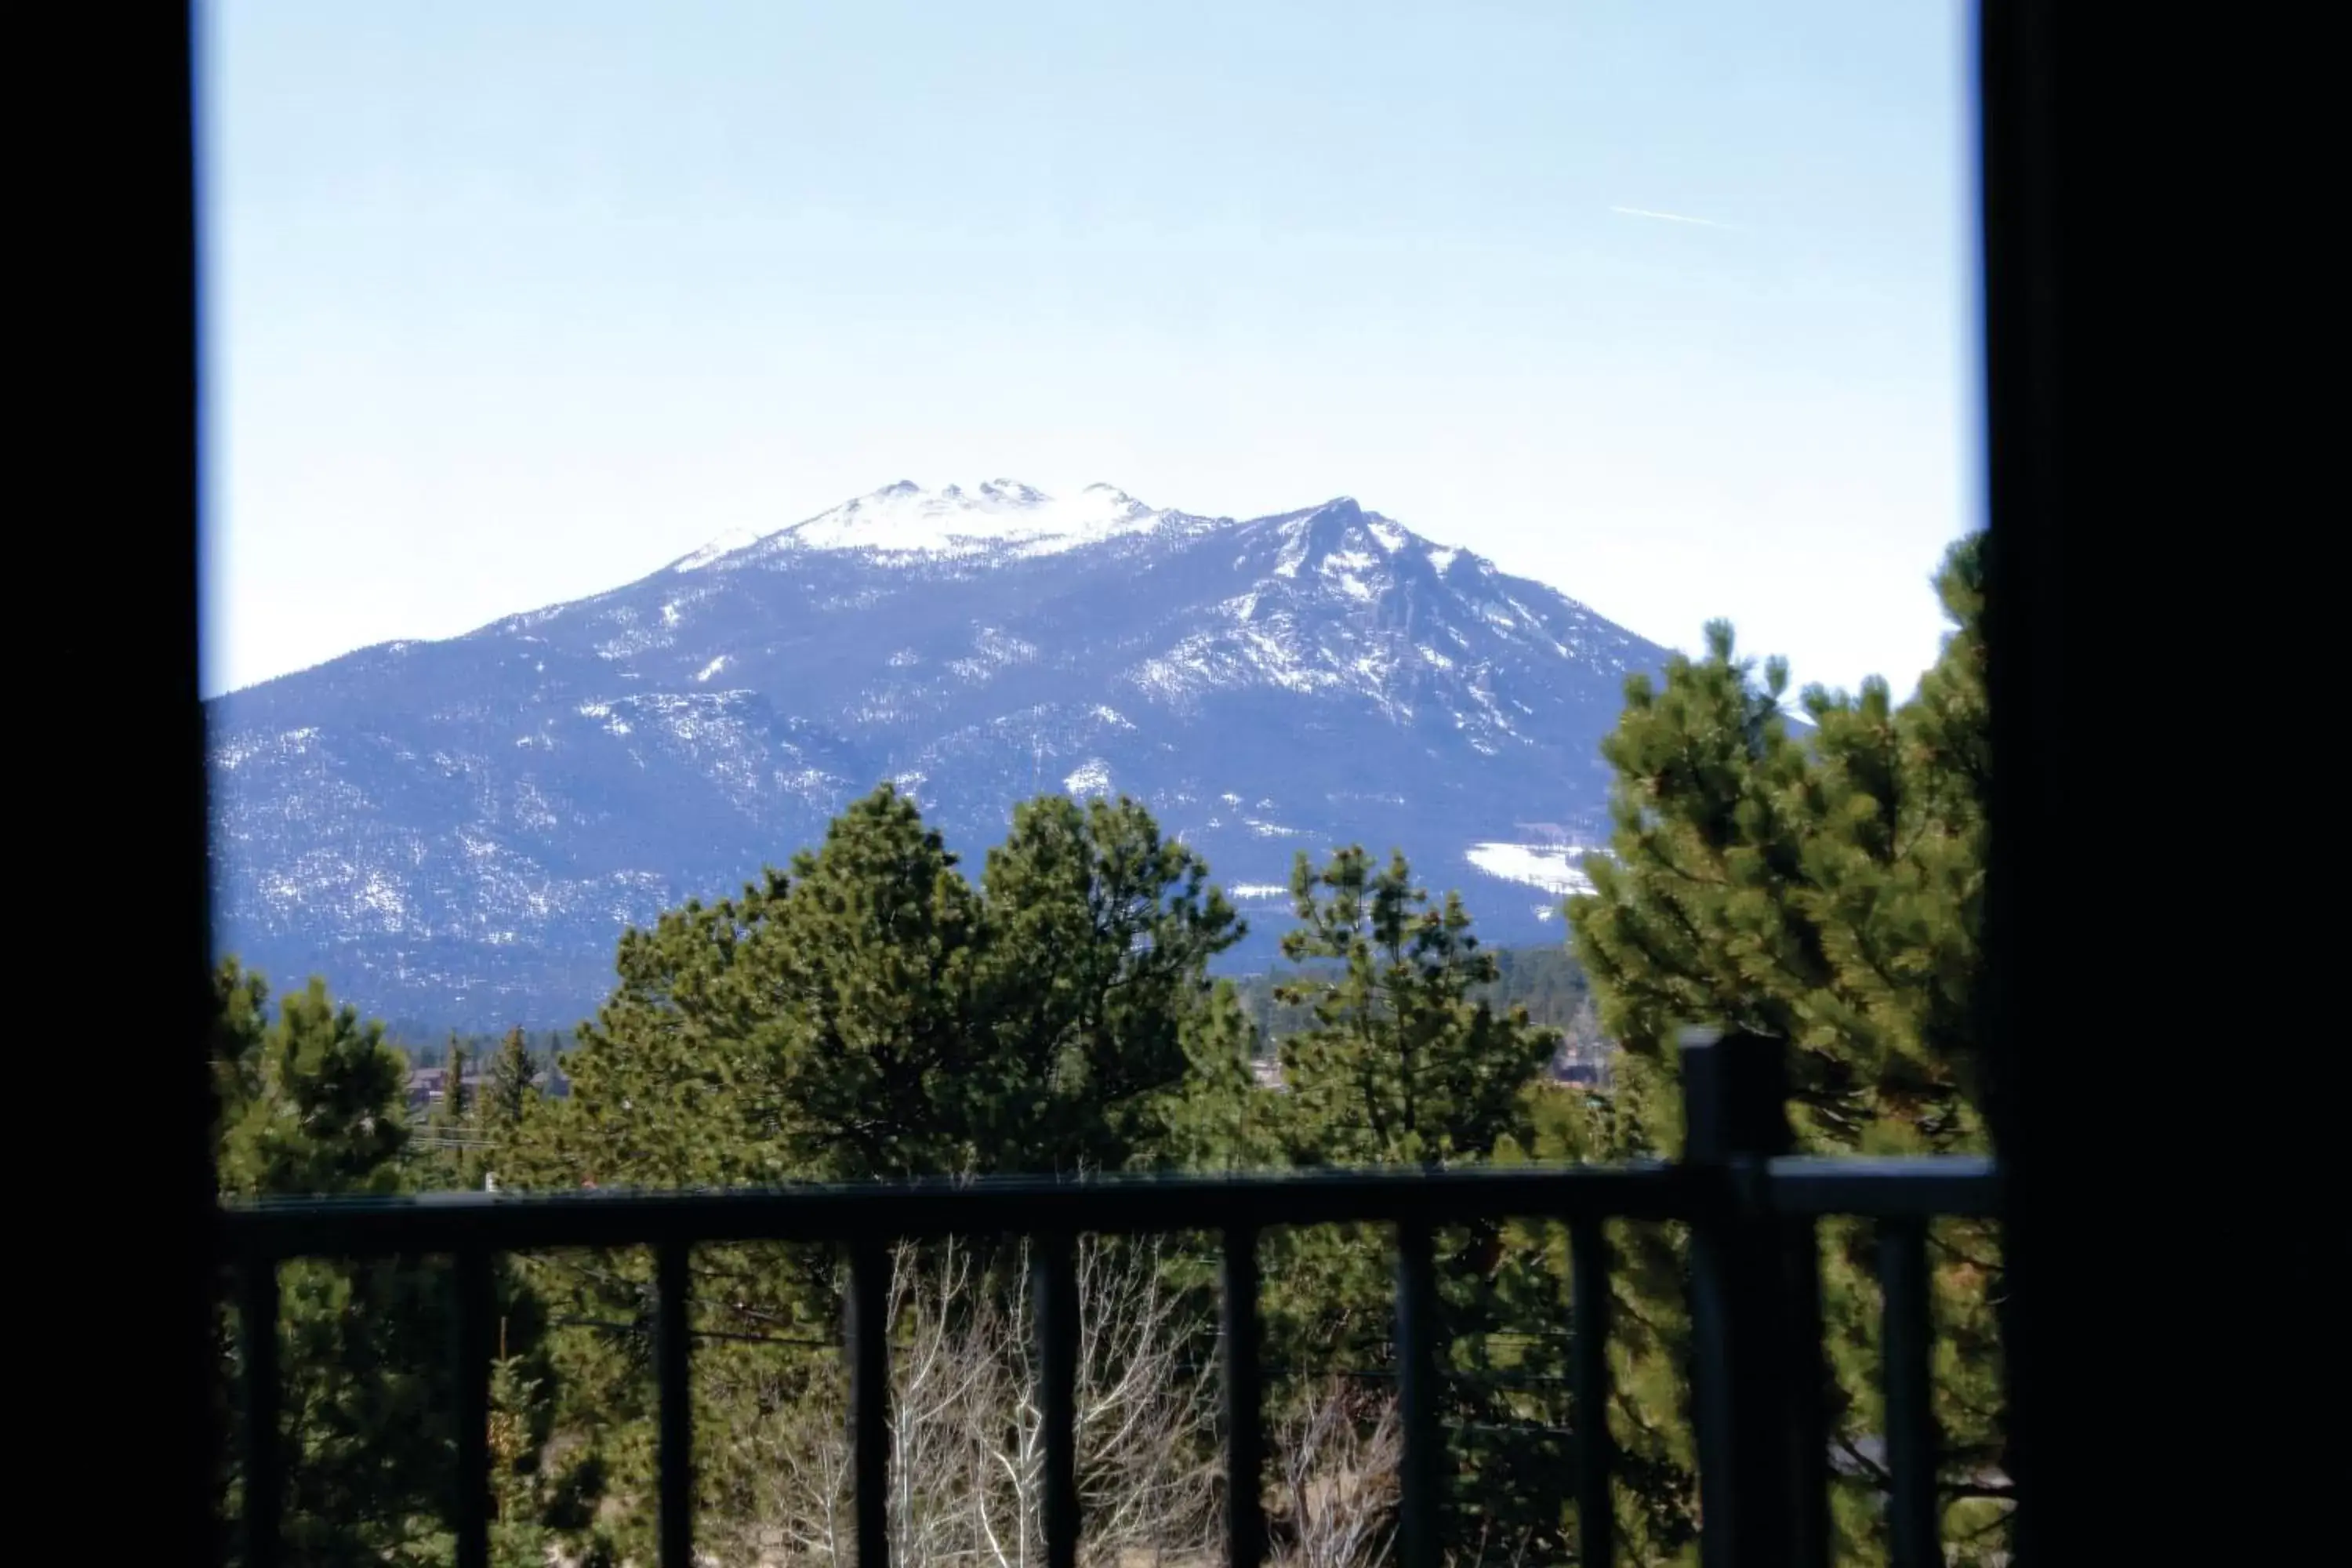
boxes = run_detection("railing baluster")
[847,1240,891,1568]
[1682,1029,1798,1568]
[455,1248,495,1568]
[1569,1218,1613,1568]
[1878,1218,1940,1568]
[1222,1224,1265,1568]
[1395,1217,1441,1568]
[239,1256,282,1568]
[1784,1213,1831,1568]
[655,1240,694,1568]
[1034,1231,1080,1568]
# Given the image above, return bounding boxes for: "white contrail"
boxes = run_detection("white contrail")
[1610,205,1735,230]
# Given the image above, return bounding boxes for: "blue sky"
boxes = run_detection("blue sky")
[201,0,1974,700]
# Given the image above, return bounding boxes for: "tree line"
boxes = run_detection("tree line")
[398,952,1589,1078]
[390,1026,574,1075]
[212,531,1997,1566]
[1231,943,1599,1063]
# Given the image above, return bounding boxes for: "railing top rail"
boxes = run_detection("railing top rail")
[215,1156,1996,1261]
[1765,1154,2000,1215]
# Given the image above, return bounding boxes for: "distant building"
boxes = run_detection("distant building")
[1548,1036,1617,1091]
[405,1067,447,1112]
[405,1063,568,1111]
[404,1066,485,1112]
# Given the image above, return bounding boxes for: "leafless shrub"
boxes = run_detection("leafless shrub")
[1269,1381,1400,1568]
[756,1236,1220,1567]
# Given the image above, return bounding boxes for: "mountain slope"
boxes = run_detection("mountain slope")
[209,481,1665,1026]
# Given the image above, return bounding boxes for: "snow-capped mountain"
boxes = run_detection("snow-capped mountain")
[208,481,1665,1028]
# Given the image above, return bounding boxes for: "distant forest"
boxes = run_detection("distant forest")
[387,1025,574,1071]
[390,944,1600,1071]
[1232,942,1599,1059]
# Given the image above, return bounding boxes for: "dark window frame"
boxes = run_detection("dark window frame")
[112,2,2094,1562]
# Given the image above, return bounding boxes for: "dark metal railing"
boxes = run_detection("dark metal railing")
[217,1032,2001,1568]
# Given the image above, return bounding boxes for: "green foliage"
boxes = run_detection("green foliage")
[502,785,1258,1554]
[390,1025,572,1071]
[1273,845,1555,1168]
[213,964,408,1199]
[213,959,564,1568]
[1559,531,2005,1564]
[1570,538,1987,1153]
[748,782,989,1178]
[524,783,1250,1189]
[1260,846,1566,1556]
[1159,977,1274,1170]
[970,793,1245,1172]
[484,1026,537,1142]
[1236,942,1595,1058]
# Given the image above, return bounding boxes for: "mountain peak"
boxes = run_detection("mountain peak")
[213,476,1674,1026]
[672,481,1447,582]
[674,478,1168,572]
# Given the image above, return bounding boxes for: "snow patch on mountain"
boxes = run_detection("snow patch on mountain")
[1465,841,1598,898]
[676,480,1174,571]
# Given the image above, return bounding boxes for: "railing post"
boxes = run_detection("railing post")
[454,1248,495,1568]
[239,1257,282,1568]
[847,1240,891,1568]
[1222,1225,1267,1568]
[1395,1218,1442,1568]
[1878,1218,1941,1568]
[1033,1232,1080,1568]
[1682,1029,1826,1568]
[1569,1218,1615,1568]
[655,1240,694,1568]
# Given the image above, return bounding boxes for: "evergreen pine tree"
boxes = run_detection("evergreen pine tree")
[1263,847,1564,1557]
[970,792,1245,1173]
[1559,532,2005,1564]
[485,1025,536,1140]
[212,961,569,1567]
[501,785,1258,1559]
[446,1041,469,1126]
[746,782,988,1179]
[216,970,410,1199]
[1274,846,1554,1168]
